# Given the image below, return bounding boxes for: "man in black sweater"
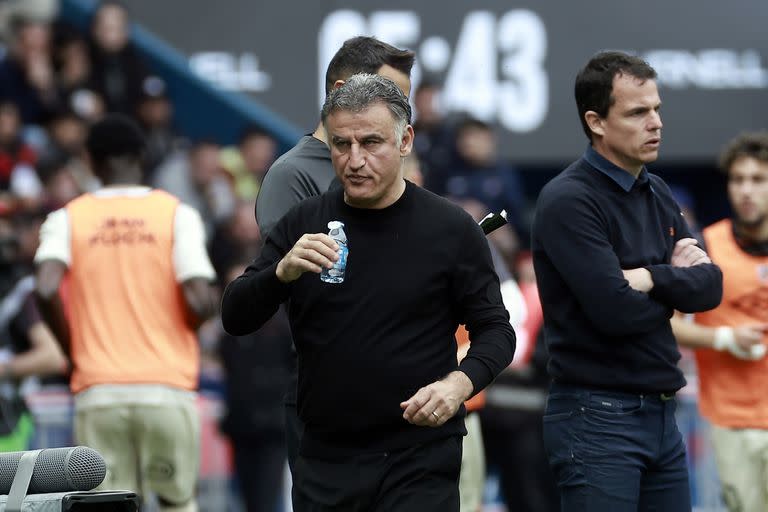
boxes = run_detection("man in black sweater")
[222,73,515,512]
[255,37,415,474]
[532,51,722,511]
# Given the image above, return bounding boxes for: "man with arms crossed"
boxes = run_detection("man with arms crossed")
[532,51,722,510]
[255,36,415,472]
[672,132,768,512]
[223,74,515,511]
[35,115,218,512]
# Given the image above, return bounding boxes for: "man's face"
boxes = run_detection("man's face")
[591,74,663,174]
[93,4,129,53]
[728,156,768,228]
[190,144,221,187]
[327,102,413,209]
[241,134,276,176]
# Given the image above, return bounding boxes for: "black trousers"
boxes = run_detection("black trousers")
[230,431,286,512]
[292,435,463,512]
[285,402,304,475]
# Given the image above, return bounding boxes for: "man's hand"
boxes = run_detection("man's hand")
[714,325,768,360]
[400,371,474,427]
[275,233,339,283]
[622,268,654,293]
[671,238,711,268]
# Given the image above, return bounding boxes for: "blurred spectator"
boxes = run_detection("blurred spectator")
[402,153,424,187]
[0,0,57,43]
[153,139,235,238]
[0,215,66,452]
[441,117,526,235]
[12,209,47,268]
[52,27,90,94]
[672,132,768,512]
[43,108,87,157]
[40,108,98,194]
[0,101,43,214]
[412,78,455,184]
[413,77,442,129]
[453,197,527,512]
[0,14,59,126]
[479,252,558,512]
[480,332,558,512]
[136,76,181,180]
[670,184,702,240]
[51,25,105,123]
[209,200,261,280]
[217,261,292,512]
[35,152,81,211]
[88,1,150,115]
[220,126,277,201]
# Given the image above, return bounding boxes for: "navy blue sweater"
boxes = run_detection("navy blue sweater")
[532,147,722,393]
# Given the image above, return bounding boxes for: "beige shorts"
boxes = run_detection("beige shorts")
[459,412,486,512]
[711,424,768,512]
[74,384,200,506]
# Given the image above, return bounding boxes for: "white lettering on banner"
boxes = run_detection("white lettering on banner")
[644,49,768,89]
[442,12,497,123]
[497,9,548,132]
[189,52,272,92]
[316,10,768,136]
[317,9,550,133]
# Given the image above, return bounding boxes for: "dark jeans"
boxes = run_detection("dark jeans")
[292,435,462,512]
[542,382,691,512]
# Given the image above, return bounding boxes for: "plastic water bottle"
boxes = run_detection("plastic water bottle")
[320,220,348,284]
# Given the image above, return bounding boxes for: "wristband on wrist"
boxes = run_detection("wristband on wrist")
[713,326,735,351]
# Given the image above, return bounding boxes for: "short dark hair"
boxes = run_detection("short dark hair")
[325,36,415,96]
[574,51,657,142]
[86,114,145,167]
[719,132,768,174]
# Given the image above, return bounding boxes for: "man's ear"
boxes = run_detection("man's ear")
[333,79,345,90]
[400,125,414,157]
[584,111,604,138]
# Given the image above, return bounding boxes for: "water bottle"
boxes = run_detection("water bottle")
[320,220,348,284]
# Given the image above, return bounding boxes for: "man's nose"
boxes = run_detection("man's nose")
[649,110,663,131]
[349,146,365,170]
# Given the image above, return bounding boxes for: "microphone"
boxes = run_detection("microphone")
[0,446,106,495]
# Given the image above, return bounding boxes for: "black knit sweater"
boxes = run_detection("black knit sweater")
[222,181,516,457]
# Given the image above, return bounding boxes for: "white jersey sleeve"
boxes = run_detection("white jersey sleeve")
[34,208,70,266]
[173,203,216,282]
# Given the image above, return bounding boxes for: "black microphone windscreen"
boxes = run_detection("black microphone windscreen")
[0,446,106,495]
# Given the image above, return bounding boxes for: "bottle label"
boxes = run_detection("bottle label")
[321,220,348,284]
[335,244,348,268]
[321,244,348,283]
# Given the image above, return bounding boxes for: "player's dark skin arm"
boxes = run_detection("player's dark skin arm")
[182,278,219,329]
[34,260,71,356]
